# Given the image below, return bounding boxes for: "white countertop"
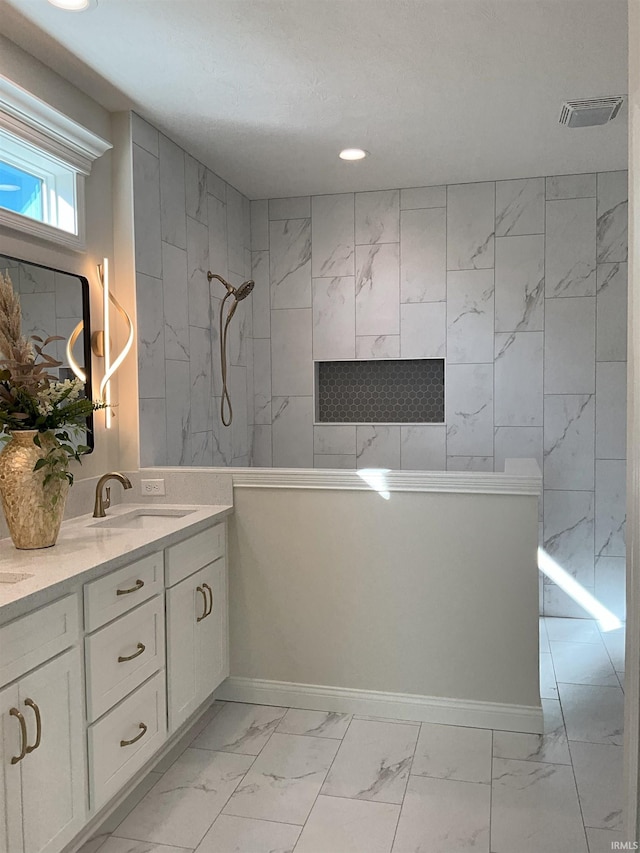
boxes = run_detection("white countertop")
[0,503,233,623]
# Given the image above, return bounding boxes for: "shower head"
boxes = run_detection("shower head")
[207,271,255,302]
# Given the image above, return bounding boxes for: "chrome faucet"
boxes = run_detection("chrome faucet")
[93,472,133,518]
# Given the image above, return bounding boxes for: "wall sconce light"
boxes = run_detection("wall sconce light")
[65,257,134,429]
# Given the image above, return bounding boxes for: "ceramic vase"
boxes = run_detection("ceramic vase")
[0,430,69,549]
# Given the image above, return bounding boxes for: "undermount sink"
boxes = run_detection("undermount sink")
[90,508,197,530]
[0,572,33,584]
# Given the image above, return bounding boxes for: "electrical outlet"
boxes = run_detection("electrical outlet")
[141,478,165,496]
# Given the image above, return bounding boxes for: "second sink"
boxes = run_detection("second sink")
[90,508,196,530]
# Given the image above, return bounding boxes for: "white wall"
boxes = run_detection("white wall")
[224,479,540,725]
[0,33,122,479]
[131,114,253,469]
[250,176,628,620]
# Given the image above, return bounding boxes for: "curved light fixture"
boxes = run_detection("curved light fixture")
[339,148,368,161]
[65,321,86,384]
[95,258,134,428]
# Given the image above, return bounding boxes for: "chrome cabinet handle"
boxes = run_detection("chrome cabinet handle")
[116,579,144,596]
[9,708,27,764]
[202,583,213,617]
[24,699,41,754]
[120,722,147,747]
[196,586,208,622]
[118,642,146,663]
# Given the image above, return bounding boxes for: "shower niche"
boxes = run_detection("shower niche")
[314,358,445,425]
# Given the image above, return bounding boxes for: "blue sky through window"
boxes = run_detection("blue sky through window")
[0,160,42,220]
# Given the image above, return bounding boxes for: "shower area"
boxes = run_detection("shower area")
[131,111,628,622]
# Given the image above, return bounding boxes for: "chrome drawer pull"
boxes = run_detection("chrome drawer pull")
[196,585,208,622]
[120,722,147,747]
[202,582,213,617]
[24,699,41,753]
[9,708,27,764]
[118,642,146,663]
[116,579,144,596]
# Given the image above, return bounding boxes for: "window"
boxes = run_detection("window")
[0,75,111,251]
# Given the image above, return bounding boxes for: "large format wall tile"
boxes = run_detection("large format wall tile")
[355,190,400,245]
[208,194,228,281]
[495,332,543,427]
[543,490,594,586]
[596,362,626,460]
[544,297,595,394]
[311,193,355,279]
[313,277,355,360]
[545,198,596,297]
[189,325,213,434]
[159,134,186,250]
[597,170,628,263]
[133,143,162,278]
[251,250,270,339]
[186,216,210,329]
[400,425,446,471]
[446,269,494,364]
[595,460,626,558]
[139,398,168,467]
[272,397,314,467]
[494,427,542,473]
[314,425,356,456]
[131,111,159,156]
[400,302,445,358]
[355,243,400,336]
[252,424,272,467]
[495,235,544,332]
[356,426,401,469]
[253,338,272,425]
[162,242,190,361]
[226,185,246,276]
[165,360,191,465]
[495,178,544,237]
[447,182,495,270]
[269,196,310,220]
[400,185,446,210]
[596,263,627,362]
[447,455,494,471]
[355,335,400,359]
[400,208,446,303]
[271,309,313,396]
[185,153,207,225]
[136,273,165,399]
[546,173,596,200]
[270,219,312,309]
[250,199,268,250]
[543,395,595,490]
[446,363,494,456]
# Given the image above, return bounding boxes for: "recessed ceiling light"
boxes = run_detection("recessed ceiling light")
[46,0,95,10]
[339,148,368,161]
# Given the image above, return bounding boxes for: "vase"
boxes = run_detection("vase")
[0,430,69,549]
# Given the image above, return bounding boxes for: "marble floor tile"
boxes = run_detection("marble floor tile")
[585,827,626,853]
[76,836,111,853]
[322,719,419,804]
[569,741,623,831]
[550,641,619,687]
[493,698,570,765]
[539,652,559,700]
[392,775,490,853]
[148,705,227,775]
[295,795,400,853]
[601,630,625,671]
[491,758,588,853]
[411,722,492,784]
[87,772,164,839]
[191,702,286,755]
[539,617,551,654]
[97,840,192,853]
[223,732,338,825]
[196,814,301,853]
[558,683,624,745]
[545,617,603,644]
[276,709,352,739]
[113,748,254,848]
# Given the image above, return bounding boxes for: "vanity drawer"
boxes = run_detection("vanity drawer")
[88,670,167,811]
[165,523,225,587]
[84,551,164,632]
[0,594,79,688]
[85,595,165,722]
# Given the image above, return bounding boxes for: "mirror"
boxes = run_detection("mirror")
[0,254,94,451]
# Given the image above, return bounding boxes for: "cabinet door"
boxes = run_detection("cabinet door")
[0,683,22,853]
[166,566,207,732]
[18,648,86,853]
[197,558,228,699]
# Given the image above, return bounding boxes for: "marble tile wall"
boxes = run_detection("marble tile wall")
[250,172,628,618]
[132,113,253,469]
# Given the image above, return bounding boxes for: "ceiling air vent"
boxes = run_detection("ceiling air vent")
[559,97,624,128]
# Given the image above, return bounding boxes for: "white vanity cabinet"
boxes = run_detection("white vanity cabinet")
[165,524,229,732]
[0,599,86,853]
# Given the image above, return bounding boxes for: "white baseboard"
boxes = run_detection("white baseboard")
[216,677,544,734]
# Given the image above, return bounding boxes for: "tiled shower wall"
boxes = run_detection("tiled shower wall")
[132,113,253,468]
[250,173,628,618]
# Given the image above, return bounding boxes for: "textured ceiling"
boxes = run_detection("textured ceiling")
[0,0,628,199]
